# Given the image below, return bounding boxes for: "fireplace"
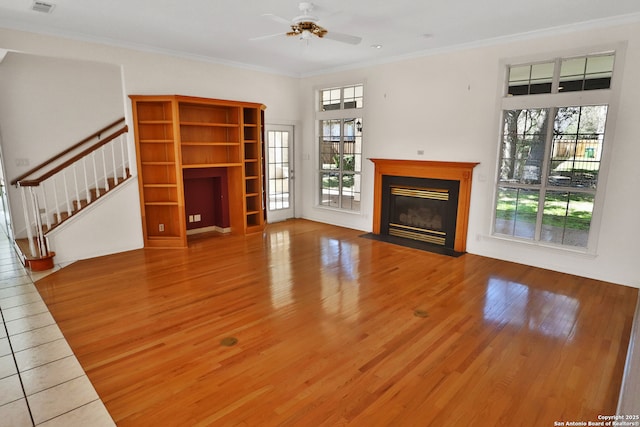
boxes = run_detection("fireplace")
[369,159,479,255]
[381,176,460,249]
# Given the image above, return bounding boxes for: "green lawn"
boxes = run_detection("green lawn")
[496,189,593,230]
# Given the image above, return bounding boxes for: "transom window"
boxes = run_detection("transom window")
[495,52,616,249]
[508,53,614,96]
[318,84,364,211]
[321,85,363,111]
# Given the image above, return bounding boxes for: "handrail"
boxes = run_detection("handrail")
[17,125,128,187]
[10,117,126,186]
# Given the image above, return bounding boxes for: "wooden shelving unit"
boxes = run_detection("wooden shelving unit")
[242,107,265,232]
[130,95,265,248]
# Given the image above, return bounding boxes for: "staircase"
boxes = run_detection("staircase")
[10,118,131,271]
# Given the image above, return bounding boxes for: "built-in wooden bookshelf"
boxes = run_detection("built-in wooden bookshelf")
[130,95,265,248]
[242,107,265,232]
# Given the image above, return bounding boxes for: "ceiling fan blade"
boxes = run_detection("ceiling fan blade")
[262,13,292,26]
[250,32,285,42]
[324,31,362,45]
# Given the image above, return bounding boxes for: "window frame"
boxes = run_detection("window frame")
[491,45,626,254]
[316,83,365,213]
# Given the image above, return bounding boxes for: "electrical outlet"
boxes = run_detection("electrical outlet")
[188,215,194,223]
[159,224,165,232]
[194,214,201,222]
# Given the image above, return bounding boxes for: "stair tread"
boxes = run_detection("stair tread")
[15,238,55,260]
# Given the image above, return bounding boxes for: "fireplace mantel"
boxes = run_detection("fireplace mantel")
[370,159,479,253]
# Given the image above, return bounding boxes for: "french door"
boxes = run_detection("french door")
[265,125,294,222]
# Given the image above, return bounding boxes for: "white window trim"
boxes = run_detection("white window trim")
[491,42,627,255]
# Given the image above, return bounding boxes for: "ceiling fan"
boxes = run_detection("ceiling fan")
[253,2,362,45]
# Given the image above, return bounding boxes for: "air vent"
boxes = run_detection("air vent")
[31,1,55,13]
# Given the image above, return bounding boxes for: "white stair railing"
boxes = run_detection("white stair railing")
[12,120,129,260]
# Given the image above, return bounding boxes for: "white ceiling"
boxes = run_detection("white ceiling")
[1,0,640,76]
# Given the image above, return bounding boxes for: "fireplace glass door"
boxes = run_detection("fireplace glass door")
[381,176,460,249]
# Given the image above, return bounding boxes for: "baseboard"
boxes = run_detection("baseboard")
[186,226,231,236]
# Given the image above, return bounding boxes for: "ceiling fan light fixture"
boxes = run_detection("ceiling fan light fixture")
[259,2,361,46]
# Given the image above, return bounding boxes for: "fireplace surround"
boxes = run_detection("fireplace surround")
[369,159,479,254]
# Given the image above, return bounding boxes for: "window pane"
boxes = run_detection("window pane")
[541,192,593,247]
[343,84,364,109]
[320,172,340,208]
[495,187,539,239]
[560,57,586,78]
[321,88,341,111]
[508,64,530,96]
[344,86,354,99]
[586,54,614,74]
[530,62,554,94]
[320,119,340,170]
[341,174,360,211]
[500,109,549,184]
[560,54,613,92]
[508,62,553,96]
[549,105,607,189]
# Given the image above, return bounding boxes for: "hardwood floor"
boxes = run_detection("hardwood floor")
[34,219,638,426]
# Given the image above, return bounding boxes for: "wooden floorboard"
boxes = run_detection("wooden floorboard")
[34,219,638,426]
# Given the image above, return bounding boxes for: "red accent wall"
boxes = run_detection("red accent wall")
[183,168,230,230]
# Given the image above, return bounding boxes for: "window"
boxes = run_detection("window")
[318,84,363,211]
[495,53,615,249]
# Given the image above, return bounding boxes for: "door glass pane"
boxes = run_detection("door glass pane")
[267,130,290,211]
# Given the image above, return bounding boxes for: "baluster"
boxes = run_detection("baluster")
[63,169,72,217]
[111,140,119,186]
[20,186,37,257]
[83,156,91,204]
[30,187,47,257]
[120,134,128,180]
[125,132,133,177]
[73,163,81,211]
[40,183,51,231]
[52,175,61,226]
[92,151,100,198]
[101,146,109,192]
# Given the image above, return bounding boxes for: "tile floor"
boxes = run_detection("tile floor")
[0,231,114,426]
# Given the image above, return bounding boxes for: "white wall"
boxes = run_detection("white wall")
[46,180,142,264]
[298,21,640,288]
